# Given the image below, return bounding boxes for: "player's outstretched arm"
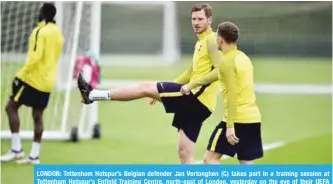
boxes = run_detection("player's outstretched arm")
[174,64,193,85]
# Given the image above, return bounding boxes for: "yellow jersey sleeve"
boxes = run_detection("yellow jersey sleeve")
[174,64,192,84]
[220,57,237,128]
[206,33,222,67]
[187,34,220,90]
[187,68,218,90]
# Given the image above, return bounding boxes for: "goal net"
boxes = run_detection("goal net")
[98,1,180,66]
[1,2,100,141]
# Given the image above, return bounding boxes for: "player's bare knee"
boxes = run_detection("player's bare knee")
[32,109,44,124]
[5,103,11,114]
[178,150,191,164]
[137,81,150,95]
[203,151,221,164]
[203,155,214,164]
[203,157,220,164]
[33,113,42,124]
[33,114,44,134]
[178,143,194,164]
[5,100,16,114]
[177,145,186,157]
[138,81,158,98]
[178,145,191,160]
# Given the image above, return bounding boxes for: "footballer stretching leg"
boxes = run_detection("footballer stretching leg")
[78,4,221,164]
[78,73,161,103]
[78,73,213,165]
[203,22,263,165]
[78,75,198,164]
[1,3,64,164]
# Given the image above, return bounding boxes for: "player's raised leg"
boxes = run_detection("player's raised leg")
[77,73,161,104]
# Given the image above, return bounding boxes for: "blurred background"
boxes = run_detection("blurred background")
[1,1,332,184]
[99,1,332,57]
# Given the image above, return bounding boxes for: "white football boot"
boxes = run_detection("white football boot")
[0,149,25,162]
[16,156,40,164]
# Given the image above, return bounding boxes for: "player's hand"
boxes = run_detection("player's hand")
[180,84,191,95]
[226,127,239,145]
[148,98,157,105]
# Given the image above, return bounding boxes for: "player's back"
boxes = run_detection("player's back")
[17,21,64,93]
[220,46,261,123]
[190,28,219,112]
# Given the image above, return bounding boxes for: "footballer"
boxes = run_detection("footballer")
[1,3,64,164]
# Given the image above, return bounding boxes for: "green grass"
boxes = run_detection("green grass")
[2,56,331,84]
[98,56,332,84]
[1,57,332,184]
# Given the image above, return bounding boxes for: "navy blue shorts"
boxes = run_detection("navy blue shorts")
[207,121,264,161]
[157,82,211,143]
[10,77,50,109]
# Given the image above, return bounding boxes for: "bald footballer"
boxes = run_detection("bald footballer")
[78,3,221,164]
[204,22,263,164]
[1,3,64,164]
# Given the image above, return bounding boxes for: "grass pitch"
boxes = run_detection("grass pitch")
[1,56,332,184]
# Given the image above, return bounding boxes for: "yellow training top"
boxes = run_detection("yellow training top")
[174,28,220,112]
[16,21,64,93]
[219,45,261,127]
